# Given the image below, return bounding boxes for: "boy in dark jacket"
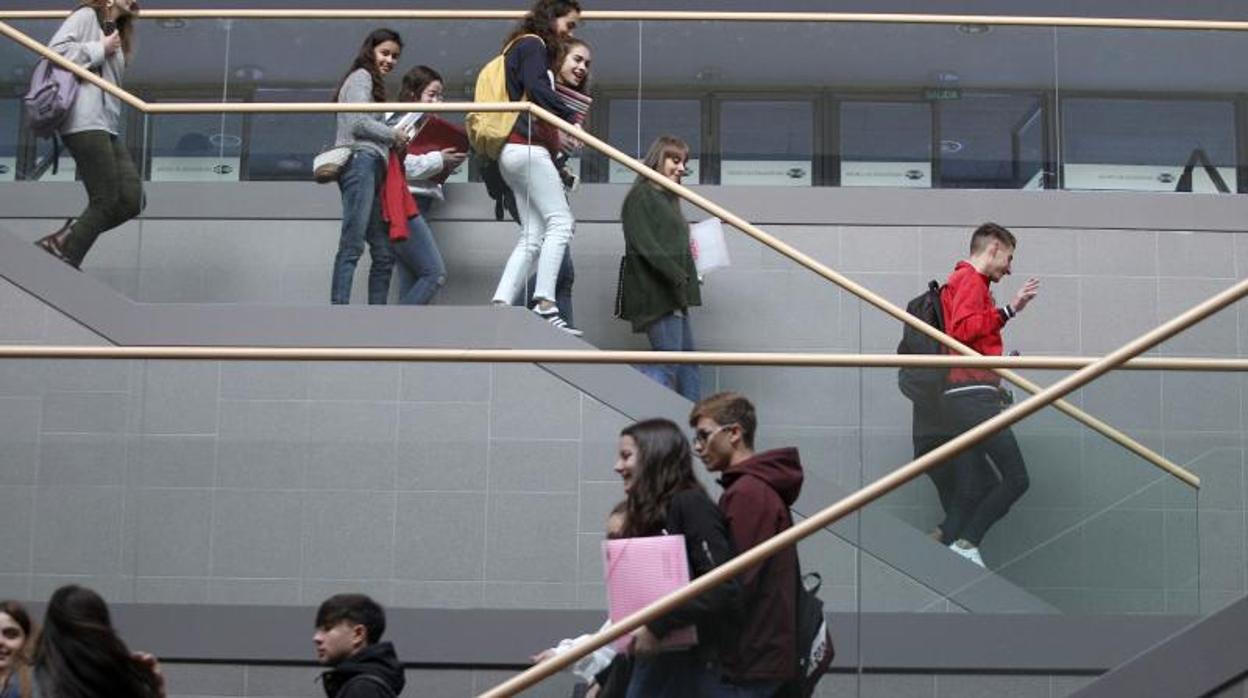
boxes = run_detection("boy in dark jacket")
[314,594,405,698]
[690,392,803,698]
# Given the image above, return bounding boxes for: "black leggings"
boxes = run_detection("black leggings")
[937,389,1030,546]
[62,130,144,266]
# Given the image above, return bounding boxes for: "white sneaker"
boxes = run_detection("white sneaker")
[533,305,583,337]
[949,540,985,568]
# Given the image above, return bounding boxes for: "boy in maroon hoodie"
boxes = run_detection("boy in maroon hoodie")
[690,392,803,698]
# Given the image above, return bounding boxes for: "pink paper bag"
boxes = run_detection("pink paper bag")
[603,534,698,652]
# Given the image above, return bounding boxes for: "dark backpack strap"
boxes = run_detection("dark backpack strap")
[335,674,396,698]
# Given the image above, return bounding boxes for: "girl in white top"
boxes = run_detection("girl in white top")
[388,66,467,305]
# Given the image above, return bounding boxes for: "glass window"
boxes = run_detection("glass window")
[1061,97,1237,192]
[839,101,931,188]
[0,99,17,182]
[245,87,336,181]
[718,100,813,186]
[607,99,701,183]
[148,100,244,182]
[937,93,1046,189]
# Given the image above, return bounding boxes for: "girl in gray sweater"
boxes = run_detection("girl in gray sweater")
[35,0,142,269]
[329,28,410,304]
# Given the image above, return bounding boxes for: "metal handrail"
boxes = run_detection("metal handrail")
[479,275,1248,698]
[0,345,1241,374]
[3,9,1248,31]
[0,19,1198,489]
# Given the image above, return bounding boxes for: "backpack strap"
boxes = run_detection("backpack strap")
[501,33,546,56]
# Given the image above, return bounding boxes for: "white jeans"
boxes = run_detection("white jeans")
[491,144,574,305]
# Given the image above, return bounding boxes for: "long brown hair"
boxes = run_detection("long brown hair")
[76,0,137,59]
[34,586,162,698]
[504,0,582,63]
[0,600,35,698]
[335,28,402,104]
[620,418,703,538]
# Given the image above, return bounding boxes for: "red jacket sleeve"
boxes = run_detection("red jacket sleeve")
[943,271,1003,346]
[721,477,787,600]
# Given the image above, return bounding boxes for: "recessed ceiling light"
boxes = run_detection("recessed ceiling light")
[232,65,264,81]
[957,23,991,35]
[208,134,242,149]
[694,67,720,82]
[157,18,187,30]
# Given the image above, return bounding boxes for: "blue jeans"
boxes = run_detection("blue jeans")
[392,196,446,305]
[706,678,784,698]
[331,150,395,305]
[640,312,701,402]
[625,652,718,698]
[517,248,575,325]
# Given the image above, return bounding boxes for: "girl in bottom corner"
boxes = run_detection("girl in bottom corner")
[613,418,740,697]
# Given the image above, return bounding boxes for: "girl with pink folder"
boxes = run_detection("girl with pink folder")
[611,418,742,698]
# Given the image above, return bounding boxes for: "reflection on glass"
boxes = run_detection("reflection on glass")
[246,88,336,181]
[1061,97,1237,193]
[607,99,701,183]
[148,102,244,182]
[840,101,931,188]
[718,100,813,186]
[937,93,1046,189]
[0,99,17,182]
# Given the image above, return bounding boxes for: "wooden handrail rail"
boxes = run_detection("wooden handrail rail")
[2,9,1248,31]
[0,345,1240,374]
[0,18,1201,489]
[477,276,1248,698]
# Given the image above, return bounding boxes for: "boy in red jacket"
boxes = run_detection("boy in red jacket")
[937,222,1039,568]
[690,392,802,698]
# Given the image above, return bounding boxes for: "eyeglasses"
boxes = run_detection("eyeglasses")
[693,423,735,446]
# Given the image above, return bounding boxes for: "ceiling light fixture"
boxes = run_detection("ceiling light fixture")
[957,23,991,35]
[940,139,964,154]
[232,65,264,82]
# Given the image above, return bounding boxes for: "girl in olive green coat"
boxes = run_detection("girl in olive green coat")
[617,136,701,401]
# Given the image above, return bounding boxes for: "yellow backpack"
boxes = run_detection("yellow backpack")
[466,34,544,160]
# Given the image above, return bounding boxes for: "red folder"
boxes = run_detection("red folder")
[407,116,470,184]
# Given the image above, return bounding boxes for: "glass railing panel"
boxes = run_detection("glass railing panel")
[1054,26,1245,193]
[852,364,1204,618]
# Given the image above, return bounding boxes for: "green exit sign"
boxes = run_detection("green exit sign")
[924,88,962,101]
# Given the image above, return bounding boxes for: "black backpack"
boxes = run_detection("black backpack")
[478,155,520,224]
[779,570,835,698]
[897,280,947,405]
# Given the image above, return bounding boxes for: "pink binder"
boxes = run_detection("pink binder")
[602,534,698,652]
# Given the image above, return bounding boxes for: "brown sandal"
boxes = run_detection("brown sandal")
[34,219,79,269]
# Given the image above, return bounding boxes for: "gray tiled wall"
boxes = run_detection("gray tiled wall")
[3,197,1247,616]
